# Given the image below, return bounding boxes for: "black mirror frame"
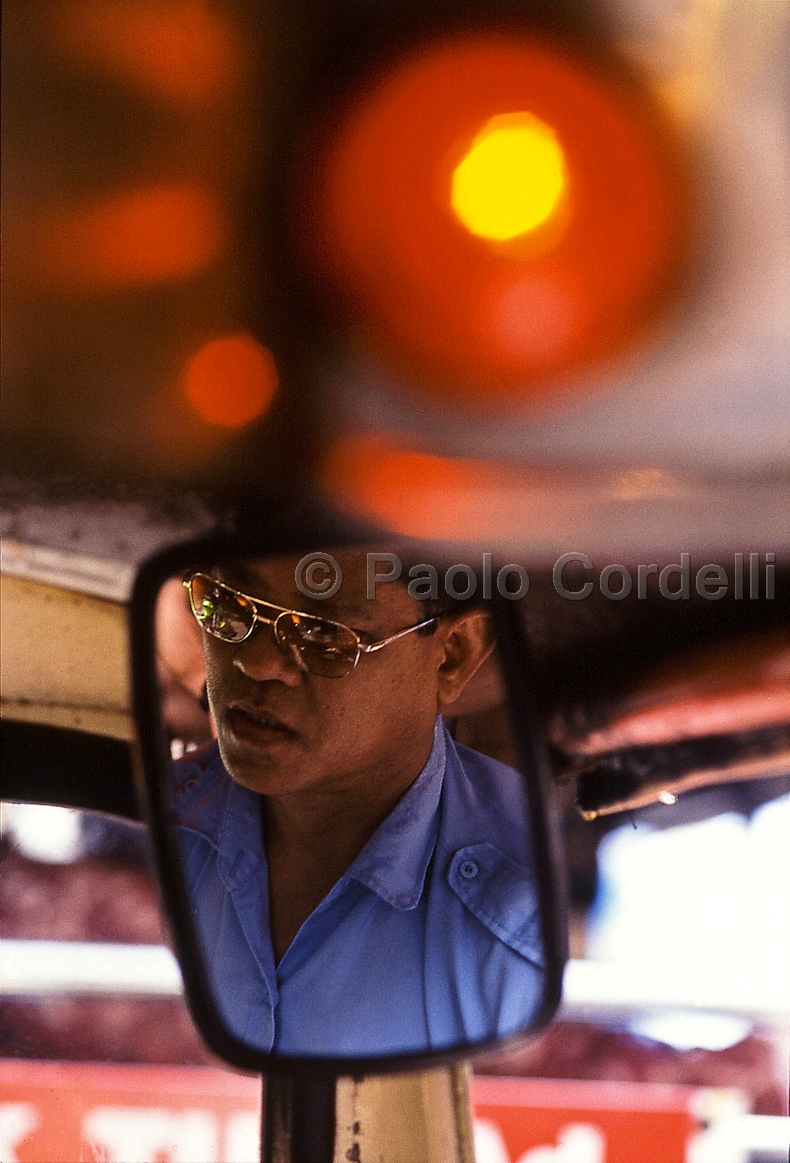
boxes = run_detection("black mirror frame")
[130,513,568,1075]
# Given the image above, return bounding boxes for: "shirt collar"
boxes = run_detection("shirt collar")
[344,716,446,910]
[175,719,448,906]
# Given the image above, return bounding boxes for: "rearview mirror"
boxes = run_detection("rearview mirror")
[131,525,566,1071]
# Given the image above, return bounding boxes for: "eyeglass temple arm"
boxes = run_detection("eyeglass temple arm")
[360,617,439,654]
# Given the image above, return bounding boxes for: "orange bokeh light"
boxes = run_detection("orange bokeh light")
[314,37,689,401]
[49,1,243,107]
[183,335,279,427]
[323,435,507,541]
[323,434,594,546]
[33,183,226,289]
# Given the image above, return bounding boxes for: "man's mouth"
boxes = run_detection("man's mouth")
[225,703,297,746]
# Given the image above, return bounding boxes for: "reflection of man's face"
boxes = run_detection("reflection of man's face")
[202,554,445,801]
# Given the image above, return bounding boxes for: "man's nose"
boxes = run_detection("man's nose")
[232,624,304,685]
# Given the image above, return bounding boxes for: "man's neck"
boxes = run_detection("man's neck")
[261,728,437,962]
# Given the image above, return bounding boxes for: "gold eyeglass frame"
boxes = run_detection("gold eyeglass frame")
[184,572,439,677]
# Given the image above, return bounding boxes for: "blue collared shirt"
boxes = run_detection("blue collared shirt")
[172,718,545,1058]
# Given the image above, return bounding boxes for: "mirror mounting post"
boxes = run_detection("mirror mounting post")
[263,1072,335,1163]
[262,1066,475,1163]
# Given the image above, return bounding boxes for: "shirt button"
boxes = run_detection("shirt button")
[459,859,479,880]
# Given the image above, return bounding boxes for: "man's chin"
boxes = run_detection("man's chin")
[221,752,299,797]
[217,722,300,794]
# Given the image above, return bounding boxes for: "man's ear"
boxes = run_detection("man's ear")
[435,611,496,710]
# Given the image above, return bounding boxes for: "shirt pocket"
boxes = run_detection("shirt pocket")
[447,841,544,967]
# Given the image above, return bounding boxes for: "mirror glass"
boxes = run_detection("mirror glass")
[152,545,553,1059]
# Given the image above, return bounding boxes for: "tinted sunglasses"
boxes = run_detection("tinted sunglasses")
[184,572,439,678]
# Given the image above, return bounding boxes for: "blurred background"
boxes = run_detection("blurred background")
[2,0,787,547]
[2,1,788,1159]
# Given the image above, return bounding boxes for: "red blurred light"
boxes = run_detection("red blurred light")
[49,1,243,107]
[323,435,519,540]
[183,335,279,427]
[323,434,610,545]
[314,37,690,402]
[32,184,226,289]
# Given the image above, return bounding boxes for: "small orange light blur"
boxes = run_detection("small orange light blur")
[33,184,227,289]
[49,1,243,107]
[314,37,689,401]
[323,434,551,544]
[183,335,279,427]
[323,434,601,545]
[323,436,479,539]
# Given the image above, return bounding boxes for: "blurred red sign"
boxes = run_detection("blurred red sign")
[473,1075,700,1163]
[1,1061,701,1162]
[0,1061,261,1163]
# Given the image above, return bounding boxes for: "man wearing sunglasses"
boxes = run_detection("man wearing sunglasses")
[170,549,545,1056]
